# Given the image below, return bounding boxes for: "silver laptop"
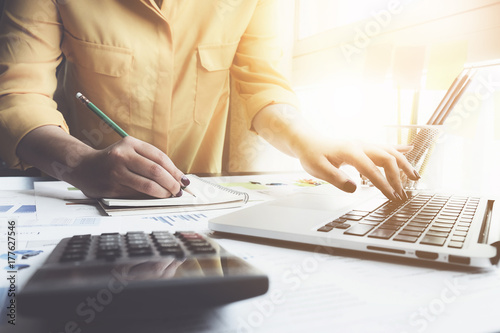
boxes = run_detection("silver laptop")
[209,186,498,267]
[209,64,500,268]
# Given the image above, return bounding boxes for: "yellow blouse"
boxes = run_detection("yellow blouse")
[0,0,299,173]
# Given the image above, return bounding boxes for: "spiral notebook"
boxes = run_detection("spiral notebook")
[99,175,249,216]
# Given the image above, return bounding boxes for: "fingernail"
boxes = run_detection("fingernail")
[343,180,357,193]
[402,190,408,201]
[175,189,183,197]
[413,170,421,180]
[181,175,190,186]
[393,191,403,201]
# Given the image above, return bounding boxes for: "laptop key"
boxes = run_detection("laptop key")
[408,222,428,228]
[359,221,380,226]
[420,235,446,246]
[425,230,449,238]
[340,214,364,221]
[317,226,333,232]
[378,224,401,230]
[364,216,386,223]
[428,226,452,233]
[344,224,374,236]
[403,226,426,232]
[398,230,421,237]
[393,234,419,243]
[448,241,464,249]
[368,228,396,239]
[326,221,342,227]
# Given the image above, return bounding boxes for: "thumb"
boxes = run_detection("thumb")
[303,156,357,193]
[394,144,414,154]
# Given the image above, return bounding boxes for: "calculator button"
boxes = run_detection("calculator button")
[128,243,152,250]
[98,244,121,251]
[60,253,86,262]
[66,243,89,250]
[187,242,212,249]
[153,234,176,241]
[70,234,91,240]
[68,238,91,245]
[191,247,216,254]
[63,248,88,255]
[152,231,172,237]
[155,242,179,249]
[128,248,153,256]
[126,231,146,236]
[159,248,184,257]
[96,250,121,260]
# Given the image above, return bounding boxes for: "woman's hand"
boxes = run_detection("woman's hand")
[253,104,420,201]
[295,137,419,201]
[17,126,189,199]
[72,136,188,199]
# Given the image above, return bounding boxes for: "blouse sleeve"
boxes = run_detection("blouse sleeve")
[0,1,69,169]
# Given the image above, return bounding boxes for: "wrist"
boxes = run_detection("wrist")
[17,125,96,182]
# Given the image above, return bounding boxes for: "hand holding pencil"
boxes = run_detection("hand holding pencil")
[72,92,190,199]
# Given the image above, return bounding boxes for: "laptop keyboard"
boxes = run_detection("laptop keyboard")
[317,193,480,249]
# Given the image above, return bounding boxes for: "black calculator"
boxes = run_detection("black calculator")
[18,231,268,319]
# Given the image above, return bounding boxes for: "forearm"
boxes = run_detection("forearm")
[252,104,317,158]
[16,125,94,183]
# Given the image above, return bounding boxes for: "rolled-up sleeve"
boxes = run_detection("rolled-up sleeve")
[0,1,69,169]
[230,0,300,130]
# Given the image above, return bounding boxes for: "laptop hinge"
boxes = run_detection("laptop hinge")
[478,200,495,244]
[477,199,500,265]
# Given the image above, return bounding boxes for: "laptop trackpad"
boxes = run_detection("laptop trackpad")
[270,192,356,213]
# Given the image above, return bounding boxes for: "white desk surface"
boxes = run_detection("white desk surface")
[1,175,499,333]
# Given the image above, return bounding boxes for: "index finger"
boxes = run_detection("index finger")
[124,137,185,195]
[349,152,399,201]
[131,138,185,180]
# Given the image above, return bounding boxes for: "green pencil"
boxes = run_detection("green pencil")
[75,92,129,138]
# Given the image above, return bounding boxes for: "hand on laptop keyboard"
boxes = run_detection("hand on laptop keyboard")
[298,139,420,202]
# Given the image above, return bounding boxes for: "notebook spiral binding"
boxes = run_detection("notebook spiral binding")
[192,175,250,204]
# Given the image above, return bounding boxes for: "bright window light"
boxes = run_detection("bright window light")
[297,0,396,40]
